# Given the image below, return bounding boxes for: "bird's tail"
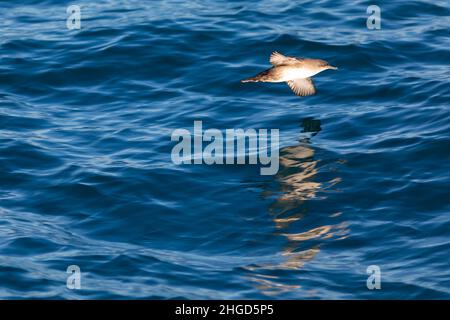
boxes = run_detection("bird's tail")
[241,76,260,83]
[241,70,271,83]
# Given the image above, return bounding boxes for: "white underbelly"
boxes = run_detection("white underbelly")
[277,68,318,82]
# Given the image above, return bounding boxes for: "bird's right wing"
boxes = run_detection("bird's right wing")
[286,78,316,96]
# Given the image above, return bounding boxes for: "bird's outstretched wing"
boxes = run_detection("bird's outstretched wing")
[286,78,316,96]
[270,51,303,66]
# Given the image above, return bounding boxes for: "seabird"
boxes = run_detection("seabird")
[241,51,337,96]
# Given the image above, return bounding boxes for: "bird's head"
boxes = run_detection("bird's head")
[317,60,338,71]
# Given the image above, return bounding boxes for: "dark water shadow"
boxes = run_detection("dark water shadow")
[244,118,348,297]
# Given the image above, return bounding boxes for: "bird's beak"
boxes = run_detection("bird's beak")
[328,66,338,70]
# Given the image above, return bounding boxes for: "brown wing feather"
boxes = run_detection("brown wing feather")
[270,51,303,66]
[286,78,316,96]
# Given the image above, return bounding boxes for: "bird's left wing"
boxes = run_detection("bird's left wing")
[286,78,316,96]
[270,51,301,66]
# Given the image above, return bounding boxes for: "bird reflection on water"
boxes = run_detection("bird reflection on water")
[246,118,348,297]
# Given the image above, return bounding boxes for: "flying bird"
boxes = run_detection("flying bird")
[241,51,337,96]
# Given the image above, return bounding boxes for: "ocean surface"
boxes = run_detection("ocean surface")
[0,0,449,299]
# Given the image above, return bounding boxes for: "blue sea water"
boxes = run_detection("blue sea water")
[0,0,449,299]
